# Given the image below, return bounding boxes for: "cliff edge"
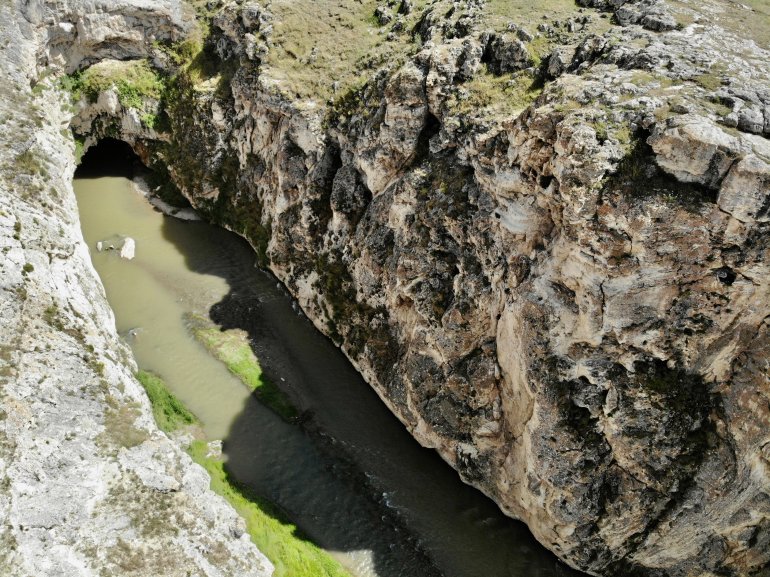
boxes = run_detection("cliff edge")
[0,2,272,575]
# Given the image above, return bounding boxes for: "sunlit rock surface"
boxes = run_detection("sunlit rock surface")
[4,0,770,575]
[0,2,271,576]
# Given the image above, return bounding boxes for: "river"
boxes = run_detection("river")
[73,143,580,577]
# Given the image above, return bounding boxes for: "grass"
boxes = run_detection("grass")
[448,69,543,120]
[668,0,770,48]
[134,370,350,577]
[189,441,352,577]
[189,319,298,421]
[15,149,47,178]
[485,0,608,32]
[264,0,429,101]
[62,59,164,109]
[693,72,724,91]
[136,370,198,433]
[261,0,606,103]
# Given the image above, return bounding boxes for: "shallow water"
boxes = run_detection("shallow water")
[74,173,581,577]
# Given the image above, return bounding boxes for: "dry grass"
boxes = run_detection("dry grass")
[668,0,770,48]
[485,0,609,31]
[264,0,428,101]
[98,397,148,449]
[447,69,543,119]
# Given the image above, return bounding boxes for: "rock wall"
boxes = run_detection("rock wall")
[0,2,271,576]
[29,0,770,576]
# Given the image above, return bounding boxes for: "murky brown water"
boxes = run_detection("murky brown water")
[74,170,581,577]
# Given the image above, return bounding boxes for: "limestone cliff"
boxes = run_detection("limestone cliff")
[0,2,272,575]
[8,0,770,575]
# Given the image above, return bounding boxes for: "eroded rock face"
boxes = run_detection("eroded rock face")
[0,2,271,576]
[33,0,770,575]
[28,0,191,71]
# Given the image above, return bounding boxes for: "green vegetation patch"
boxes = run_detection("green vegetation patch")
[484,0,610,33]
[188,317,297,420]
[15,149,47,178]
[134,369,348,576]
[189,441,352,577]
[136,370,198,433]
[62,59,165,109]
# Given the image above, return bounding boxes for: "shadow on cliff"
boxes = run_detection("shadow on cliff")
[78,138,583,577]
[159,211,584,577]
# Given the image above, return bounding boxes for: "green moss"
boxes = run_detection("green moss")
[136,370,198,433]
[74,138,85,164]
[188,318,297,421]
[188,441,353,577]
[140,113,159,129]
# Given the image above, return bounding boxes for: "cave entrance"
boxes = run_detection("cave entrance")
[75,137,144,179]
[74,137,190,208]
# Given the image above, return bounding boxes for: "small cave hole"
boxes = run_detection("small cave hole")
[715,266,737,286]
[412,112,441,165]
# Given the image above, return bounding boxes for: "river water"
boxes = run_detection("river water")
[74,156,580,577]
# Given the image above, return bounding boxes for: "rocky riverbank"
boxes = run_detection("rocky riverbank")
[4,0,770,575]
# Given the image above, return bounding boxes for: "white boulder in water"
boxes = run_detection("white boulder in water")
[119,237,136,260]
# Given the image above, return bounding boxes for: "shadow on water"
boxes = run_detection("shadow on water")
[78,138,585,577]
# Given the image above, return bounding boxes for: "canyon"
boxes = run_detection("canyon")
[1,0,769,576]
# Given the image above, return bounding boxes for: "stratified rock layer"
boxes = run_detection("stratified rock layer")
[0,2,271,576]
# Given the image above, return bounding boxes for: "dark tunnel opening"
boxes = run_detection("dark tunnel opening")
[74,137,144,179]
[74,137,191,208]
